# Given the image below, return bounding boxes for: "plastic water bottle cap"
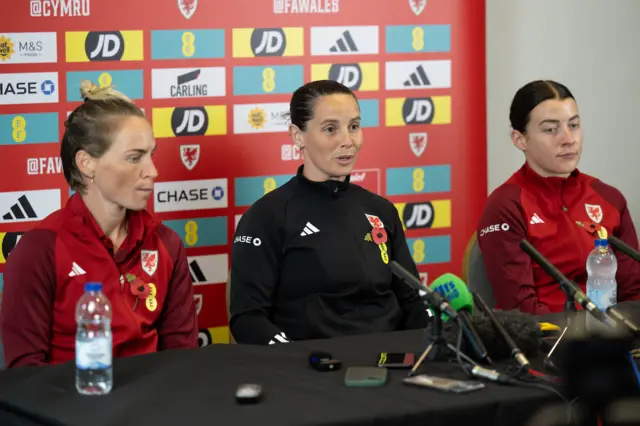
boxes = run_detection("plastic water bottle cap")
[595,239,608,247]
[85,282,102,292]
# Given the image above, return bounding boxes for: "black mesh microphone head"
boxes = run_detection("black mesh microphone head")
[436,309,543,362]
[472,310,542,358]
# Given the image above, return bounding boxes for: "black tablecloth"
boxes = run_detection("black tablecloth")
[1,301,639,426]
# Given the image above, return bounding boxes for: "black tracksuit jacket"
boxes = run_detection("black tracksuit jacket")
[229,165,428,344]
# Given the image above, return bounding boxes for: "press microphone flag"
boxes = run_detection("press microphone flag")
[519,239,612,325]
[389,261,458,320]
[428,273,491,364]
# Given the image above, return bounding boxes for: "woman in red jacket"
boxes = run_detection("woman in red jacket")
[0,81,198,368]
[477,80,640,314]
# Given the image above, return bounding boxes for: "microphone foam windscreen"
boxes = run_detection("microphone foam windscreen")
[434,310,542,361]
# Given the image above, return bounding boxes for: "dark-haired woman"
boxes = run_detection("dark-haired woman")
[229,80,427,344]
[0,81,198,368]
[477,80,640,314]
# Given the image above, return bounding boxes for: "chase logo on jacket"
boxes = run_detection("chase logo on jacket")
[479,222,510,237]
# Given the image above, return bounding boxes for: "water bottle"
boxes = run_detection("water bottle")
[585,239,617,333]
[75,282,113,395]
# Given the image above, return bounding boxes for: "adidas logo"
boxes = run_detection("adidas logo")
[404,65,431,87]
[530,213,545,224]
[2,195,37,221]
[189,259,207,283]
[300,222,320,236]
[68,262,86,277]
[330,31,358,53]
[268,332,290,345]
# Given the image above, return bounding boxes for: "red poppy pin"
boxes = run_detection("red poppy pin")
[126,273,151,311]
[372,226,388,245]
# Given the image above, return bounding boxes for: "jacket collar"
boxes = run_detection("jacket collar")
[64,192,154,259]
[294,164,351,196]
[521,161,581,191]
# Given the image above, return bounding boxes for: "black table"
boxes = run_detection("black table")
[1,302,639,426]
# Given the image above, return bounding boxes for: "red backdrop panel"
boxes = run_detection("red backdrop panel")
[0,0,487,345]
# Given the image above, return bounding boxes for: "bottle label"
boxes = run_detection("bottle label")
[76,338,112,370]
[587,288,617,311]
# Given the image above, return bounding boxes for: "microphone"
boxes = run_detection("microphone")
[519,239,612,325]
[439,309,543,360]
[606,305,640,338]
[473,292,531,372]
[428,274,492,364]
[389,261,458,320]
[608,235,640,263]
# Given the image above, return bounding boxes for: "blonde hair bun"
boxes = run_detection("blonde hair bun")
[79,79,132,103]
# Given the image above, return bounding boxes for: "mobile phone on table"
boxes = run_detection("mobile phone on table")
[403,374,486,394]
[376,352,415,368]
[344,367,388,387]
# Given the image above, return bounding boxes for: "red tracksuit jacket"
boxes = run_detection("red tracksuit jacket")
[477,162,640,314]
[0,194,199,368]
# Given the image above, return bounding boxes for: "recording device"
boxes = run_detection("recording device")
[519,240,612,325]
[389,261,458,320]
[376,352,415,368]
[473,292,531,372]
[608,235,640,263]
[308,351,342,372]
[403,374,486,394]
[235,384,263,404]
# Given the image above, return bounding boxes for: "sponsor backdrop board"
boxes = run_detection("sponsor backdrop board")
[0,0,487,346]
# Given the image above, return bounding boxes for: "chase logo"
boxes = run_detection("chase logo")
[385,96,451,127]
[66,70,143,101]
[151,30,225,60]
[0,232,22,264]
[152,106,227,138]
[232,27,304,58]
[235,174,294,206]
[233,65,303,95]
[385,25,450,54]
[0,112,58,145]
[394,200,451,230]
[310,62,379,91]
[407,236,451,265]
[65,31,144,62]
[162,217,227,248]
[386,165,451,196]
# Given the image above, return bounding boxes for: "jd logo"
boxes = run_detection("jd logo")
[403,202,434,229]
[85,32,125,61]
[328,64,362,90]
[251,29,286,56]
[402,98,434,125]
[171,107,209,136]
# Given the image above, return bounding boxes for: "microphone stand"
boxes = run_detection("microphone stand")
[563,290,577,329]
[409,302,477,377]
